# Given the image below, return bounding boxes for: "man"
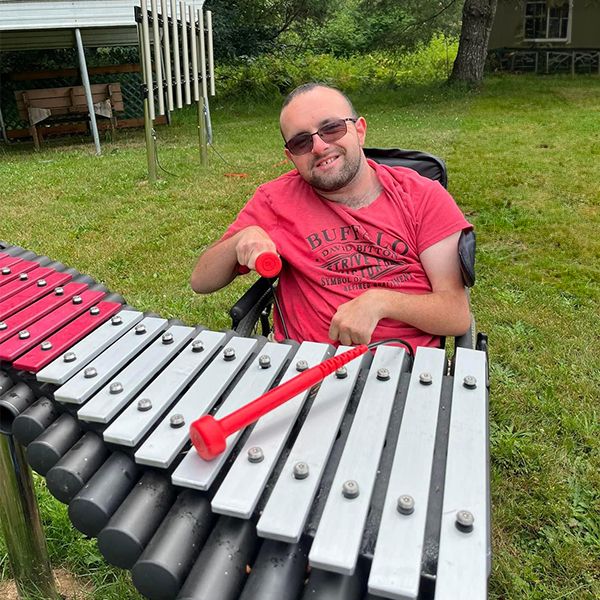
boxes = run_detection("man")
[191,83,472,350]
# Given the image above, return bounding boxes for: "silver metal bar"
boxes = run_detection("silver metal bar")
[138,17,157,183]
[205,95,213,144]
[434,348,488,600]
[77,325,196,424]
[134,336,258,469]
[103,330,225,447]
[368,347,446,600]
[170,0,182,108]
[256,346,365,543]
[74,28,101,155]
[172,342,292,492]
[197,8,211,151]
[309,346,406,575]
[198,9,208,100]
[53,317,168,405]
[141,0,155,120]
[189,4,199,102]
[36,310,143,385]
[204,342,330,514]
[198,94,208,166]
[180,1,191,105]
[0,105,9,143]
[206,10,215,96]
[160,0,174,111]
[0,431,59,599]
[151,0,164,115]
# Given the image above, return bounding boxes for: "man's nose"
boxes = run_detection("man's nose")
[311,132,330,154]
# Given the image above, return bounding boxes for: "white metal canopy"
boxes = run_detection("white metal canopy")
[0,0,206,50]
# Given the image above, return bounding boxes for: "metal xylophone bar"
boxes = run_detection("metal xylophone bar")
[0,242,491,600]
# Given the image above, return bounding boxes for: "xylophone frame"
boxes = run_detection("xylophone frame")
[0,241,491,600]
[0,422,60,599]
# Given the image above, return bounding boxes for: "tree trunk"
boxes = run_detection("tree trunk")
[449,0,498,85]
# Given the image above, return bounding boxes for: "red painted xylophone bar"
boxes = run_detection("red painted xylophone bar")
[0,248,124,373]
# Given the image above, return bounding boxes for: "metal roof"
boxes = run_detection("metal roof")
[0,1,207,50]
[0,1,139,31]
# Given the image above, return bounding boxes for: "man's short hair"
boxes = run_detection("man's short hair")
[281,83,358,119]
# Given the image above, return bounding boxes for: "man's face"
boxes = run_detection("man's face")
[280,87,367,193]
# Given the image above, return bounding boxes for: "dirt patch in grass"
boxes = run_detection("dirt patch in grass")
[0,569,92,600]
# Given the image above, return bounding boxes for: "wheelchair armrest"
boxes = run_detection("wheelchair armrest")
[459,229,476,288]
[454,313,476,350]
[229,277,275,328]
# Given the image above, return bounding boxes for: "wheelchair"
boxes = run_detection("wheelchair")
[229,148,482,361]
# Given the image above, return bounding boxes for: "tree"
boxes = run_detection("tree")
[352,0,463,54]
[205,0,334,60]
[449,0,498,85]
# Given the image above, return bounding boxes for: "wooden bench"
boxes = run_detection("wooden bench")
[14,83,124,150]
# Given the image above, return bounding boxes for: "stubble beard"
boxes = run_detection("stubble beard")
[307,148,362,193]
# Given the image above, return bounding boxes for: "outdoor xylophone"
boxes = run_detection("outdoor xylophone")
[0,242,490,600]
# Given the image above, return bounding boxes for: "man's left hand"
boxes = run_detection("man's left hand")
[328,290,384,346]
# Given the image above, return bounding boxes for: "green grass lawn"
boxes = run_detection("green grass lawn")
[1,74,599,599]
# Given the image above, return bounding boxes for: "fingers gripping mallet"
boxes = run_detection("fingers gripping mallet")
[237,251,282,278]
[189,344,369,460]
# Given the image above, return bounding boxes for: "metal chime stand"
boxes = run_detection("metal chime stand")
[0,379,59,599]
[137,0,215,182]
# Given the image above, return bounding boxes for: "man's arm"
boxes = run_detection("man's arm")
[190,226,277,293]
[328,231,471,346]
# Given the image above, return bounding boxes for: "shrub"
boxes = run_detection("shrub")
[214,34,458,101]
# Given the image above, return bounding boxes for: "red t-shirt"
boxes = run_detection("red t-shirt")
[223,160,471,349]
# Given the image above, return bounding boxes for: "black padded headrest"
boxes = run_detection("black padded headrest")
[363,147,448,189]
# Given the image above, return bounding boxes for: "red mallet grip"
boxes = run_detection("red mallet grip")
[189,344,369,460]
[237,252,282,278]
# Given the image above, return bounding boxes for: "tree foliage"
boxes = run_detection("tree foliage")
[205,0,335,60]
[205,0,464,60]
[352,0,463,52]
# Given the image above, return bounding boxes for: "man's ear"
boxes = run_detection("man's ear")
[284,147,295,163]
[355,116,367,147]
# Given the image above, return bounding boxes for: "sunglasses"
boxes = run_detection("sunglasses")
[284,117,358,156]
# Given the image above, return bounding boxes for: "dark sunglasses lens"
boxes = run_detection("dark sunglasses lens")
[319,120,347,141]
[287,134,312,155]
[285,119,350,155]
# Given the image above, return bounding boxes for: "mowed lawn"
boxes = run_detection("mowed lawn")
[0,74,599,599]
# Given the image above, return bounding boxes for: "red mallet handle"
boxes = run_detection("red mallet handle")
[237,252,282,278]
[190,344,369,460]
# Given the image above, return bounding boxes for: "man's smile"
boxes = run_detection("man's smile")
[315,153,341,169]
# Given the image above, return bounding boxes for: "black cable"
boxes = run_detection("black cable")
[208,141,238,168]
[368,337,415,358]
[270,282,290,340]
[151,129,178,178]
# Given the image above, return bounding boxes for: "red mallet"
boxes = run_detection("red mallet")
[237,252,282,278]
[189,344,369,460]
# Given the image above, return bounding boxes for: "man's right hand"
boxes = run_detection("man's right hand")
[191,226,277,294]
[235,226,277,272]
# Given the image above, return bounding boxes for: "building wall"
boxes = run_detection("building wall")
[489,0,600,49]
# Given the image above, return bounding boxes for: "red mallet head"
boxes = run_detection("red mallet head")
[254,253,282,278]
[189,414,227,461]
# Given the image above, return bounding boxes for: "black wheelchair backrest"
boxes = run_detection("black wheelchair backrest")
[363,147,448,189]
[364,147,474,286]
